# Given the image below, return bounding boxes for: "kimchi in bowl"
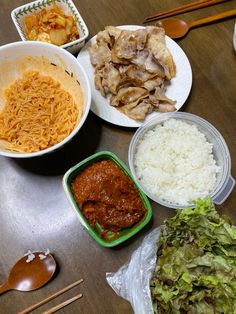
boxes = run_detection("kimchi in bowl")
[0,41,91,158]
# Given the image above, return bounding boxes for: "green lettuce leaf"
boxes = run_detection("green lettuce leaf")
[150,198,236,314]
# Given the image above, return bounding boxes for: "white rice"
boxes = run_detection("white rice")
[134,118,220,205]
[26,253,35,263]
[39,254,47,260]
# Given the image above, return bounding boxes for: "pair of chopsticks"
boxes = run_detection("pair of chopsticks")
[18,279,83,314]
[144,0,230,23]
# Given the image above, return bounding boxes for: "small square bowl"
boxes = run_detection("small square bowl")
[11,0,89,54]
[63,151,153,247]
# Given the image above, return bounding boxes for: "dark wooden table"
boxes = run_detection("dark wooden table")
[0,0,236,313]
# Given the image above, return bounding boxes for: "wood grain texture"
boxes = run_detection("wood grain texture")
[0,0,236,313]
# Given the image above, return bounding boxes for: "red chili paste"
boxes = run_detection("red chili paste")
[71,160,146,236]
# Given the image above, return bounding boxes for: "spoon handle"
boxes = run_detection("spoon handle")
[0,281,10,295]
[189,8,236,28]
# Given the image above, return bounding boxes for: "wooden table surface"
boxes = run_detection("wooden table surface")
[0,0,236,313]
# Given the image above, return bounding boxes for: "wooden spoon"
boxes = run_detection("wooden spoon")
[0,251,56,294]
[161,8,236,39]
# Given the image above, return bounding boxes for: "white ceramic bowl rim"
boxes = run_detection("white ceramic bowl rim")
[233,21,236,51]
[0,41,91,158]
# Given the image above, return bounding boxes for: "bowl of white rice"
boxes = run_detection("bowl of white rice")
[128,112,235,208]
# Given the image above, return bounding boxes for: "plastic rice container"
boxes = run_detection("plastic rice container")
[63,151,152,247]
[128,112,235,209]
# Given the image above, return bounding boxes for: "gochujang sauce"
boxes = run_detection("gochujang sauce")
[71,160,146,238]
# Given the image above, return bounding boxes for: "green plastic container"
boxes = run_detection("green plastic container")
[62,151,152,247]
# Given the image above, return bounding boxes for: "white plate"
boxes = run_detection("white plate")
[77,25,192,127]
[233,22,236,51]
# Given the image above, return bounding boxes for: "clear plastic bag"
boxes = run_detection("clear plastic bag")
[106,227,162,314]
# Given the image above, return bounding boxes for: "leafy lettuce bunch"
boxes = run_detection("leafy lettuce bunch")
[150,198,236,314]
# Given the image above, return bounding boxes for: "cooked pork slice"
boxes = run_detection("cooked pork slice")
[154,86,176,105]
[142,77,164,91]
[133,29,148,50]
[110,87,149,107]
[112,30,137,60]
[124,65,156,85]
[146,26,176,80]
[96,26,122,48]
[112,28,147,60]
[121,100,153,120]
[89,26,176,121]
[118,65,130,76]
[96,29,112,46]
[89,43,111,69]
[145,52,166,76]
[105,26,122,42]
[158,103,176,112]
[101,62,121,94]
[131,48,149,65]
[131,49,165,77]
[94,72,106,96]
[111,50,130,64]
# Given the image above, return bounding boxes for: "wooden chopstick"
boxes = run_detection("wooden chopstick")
[144,0,211,22]
[17,279,83,314]
[42,293,83,314]
[144,0,230,23]
[145,0,212,20]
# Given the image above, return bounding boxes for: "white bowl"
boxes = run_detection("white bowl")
[233,21,236,51]
[11,0,89,54]
[0,41,91,158]
[128,112,235,208]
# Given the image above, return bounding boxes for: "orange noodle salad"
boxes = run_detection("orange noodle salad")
[0,71,80,153]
